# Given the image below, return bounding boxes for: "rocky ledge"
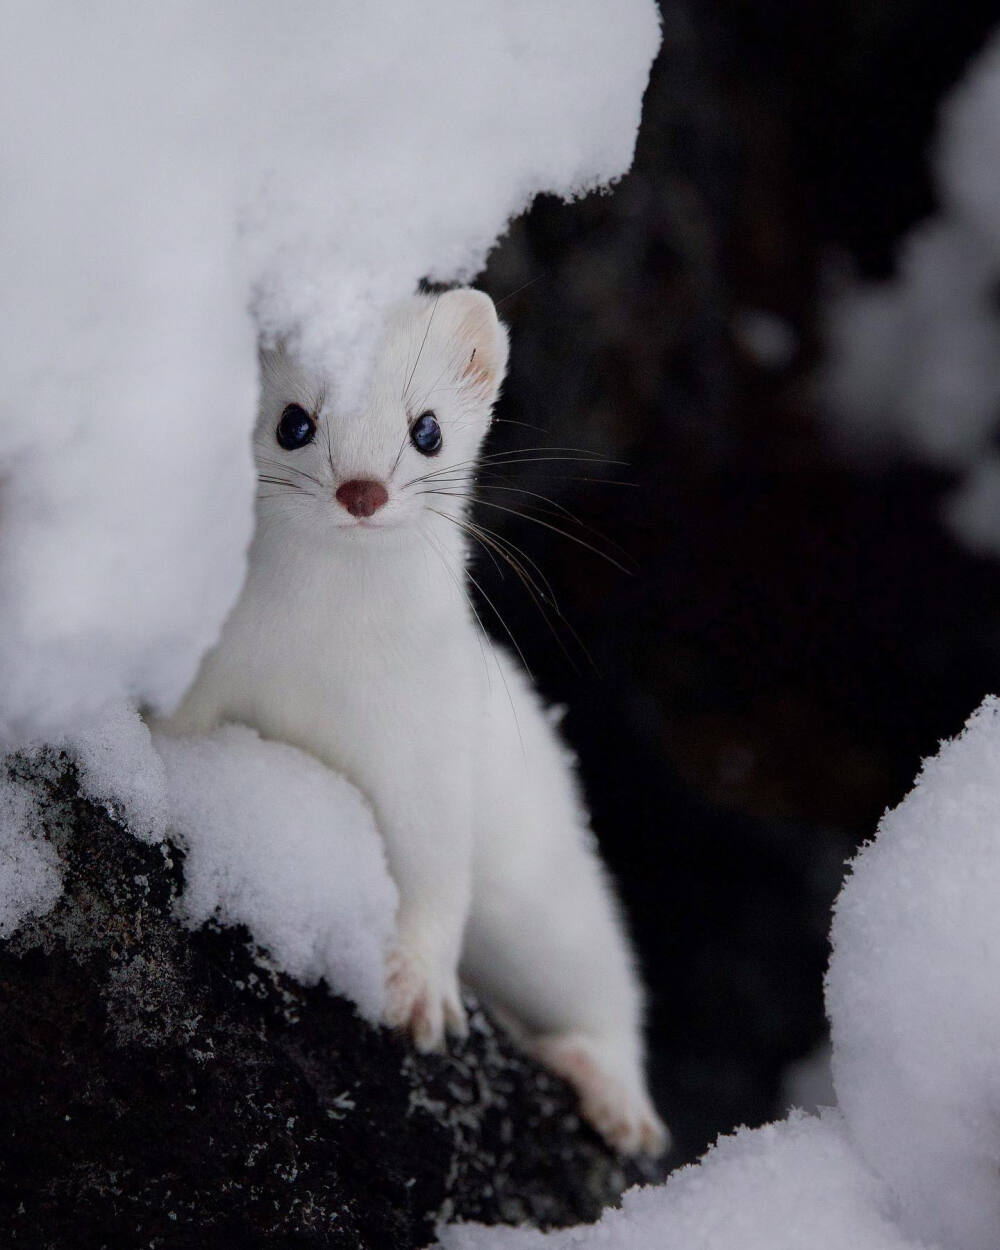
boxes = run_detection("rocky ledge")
[0,753,664,1249]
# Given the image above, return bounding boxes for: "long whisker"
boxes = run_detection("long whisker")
[390,426,410,477]
[256,455,324,488]
[421,490,635,574]
[460,514,560,607]
[423,518,525,755]
[402,295,440,402]
[479,445,626,462]
[423,523,494,690]
[494,273,545,309]
[460,518,587,673]
[257,474,305,491]
[402,451,626,491]
[432,507,592,675]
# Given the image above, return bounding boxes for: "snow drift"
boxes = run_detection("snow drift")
[435,698,1000,1248]
[0,0,660,742]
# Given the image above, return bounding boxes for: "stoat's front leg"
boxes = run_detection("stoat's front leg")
[361,705,475,1052]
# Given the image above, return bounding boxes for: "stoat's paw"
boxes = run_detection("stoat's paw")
[532,1032,670,1157]
[384,943,467,1053]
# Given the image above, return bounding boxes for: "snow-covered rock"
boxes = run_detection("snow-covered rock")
[0,748,661,1246]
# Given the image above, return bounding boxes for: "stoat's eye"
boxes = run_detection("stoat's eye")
[276,403,316,450]
[410,411,442,456]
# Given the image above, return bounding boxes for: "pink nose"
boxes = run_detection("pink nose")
[336,479,389,518]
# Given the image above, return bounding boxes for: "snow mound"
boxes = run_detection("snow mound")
[0,1,660,743]
[0,778,63,939]
[3,703,396,1023]
[827,697,1000,1250]
[822,28,1000,553]
[435,1113,923,1250]
[439,698,1000,1248]
[154,724,397,1022]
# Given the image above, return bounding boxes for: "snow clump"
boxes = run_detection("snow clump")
[3,703,397,1021]
[154,724,397,1022]
[0,0,661,744]
[0,779,63,939]
[823,27,1000,554]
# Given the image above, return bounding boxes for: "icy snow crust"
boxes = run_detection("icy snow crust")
[823,27,1000,553]
[0,0,660,742]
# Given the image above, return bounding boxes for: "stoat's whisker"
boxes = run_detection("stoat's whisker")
[257,474,305,492]
[256,455,324,488]
[462,515,560,608]
[431,507,589,674]
[422,523,496,692]
[401,294,440,403]
[479,445,625,462]
[420,488,635,575]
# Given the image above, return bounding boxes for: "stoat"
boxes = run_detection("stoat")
[162,289,666,1155]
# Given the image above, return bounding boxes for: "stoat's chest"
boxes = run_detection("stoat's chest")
[201,532,484,774]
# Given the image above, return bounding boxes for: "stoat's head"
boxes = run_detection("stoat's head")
[254,289,508,541]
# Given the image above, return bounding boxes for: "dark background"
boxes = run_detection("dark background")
[471,0,1000,1163]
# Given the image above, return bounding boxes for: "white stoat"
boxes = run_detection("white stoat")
[162,289,666,1155]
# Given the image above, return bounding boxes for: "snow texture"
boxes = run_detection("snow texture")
[3,702,396,1022]
[154,725,397,1022]
[438,697,1000,1248]
[823,28,1000,553]
[0,779,63,938]
[435,1113,923,1250]
[827,696,1000,1250]
[0,0,660,744]
[63,703,169,844]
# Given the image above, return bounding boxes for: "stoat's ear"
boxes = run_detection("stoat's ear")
[439,288,509,403]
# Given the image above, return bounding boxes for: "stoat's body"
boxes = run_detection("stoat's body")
[163,290,665,1154]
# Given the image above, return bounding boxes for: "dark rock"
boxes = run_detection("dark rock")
[0,753,665,1249]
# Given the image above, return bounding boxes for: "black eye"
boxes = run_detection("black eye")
[410,411,442,456]
[276,403,316,450]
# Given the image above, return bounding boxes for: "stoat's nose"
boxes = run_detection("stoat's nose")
[336,479,389,518]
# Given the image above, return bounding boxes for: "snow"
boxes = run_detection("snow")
[7,5,998,1242]
[827,696,1000,1250]
[436,696,1000,1249]
[0,778,63,938]
[434,1113,923,1250]
[822,28,1000,553]
[0,0,661,744]
[64,702,169,844]
[154,724,397,1022]
[0,0,659,1019]
[2,700,397,1020]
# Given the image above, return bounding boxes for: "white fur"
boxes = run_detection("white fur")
[161,289,666,1155]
